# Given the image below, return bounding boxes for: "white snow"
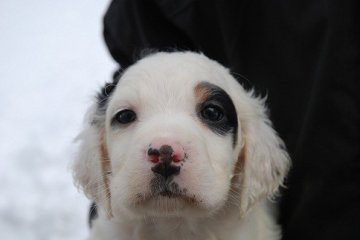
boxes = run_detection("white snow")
[0,0,116,239]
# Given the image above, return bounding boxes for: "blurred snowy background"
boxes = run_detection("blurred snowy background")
[0,0,116,239]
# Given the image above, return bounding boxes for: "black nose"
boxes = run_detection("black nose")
[150,145,181,178]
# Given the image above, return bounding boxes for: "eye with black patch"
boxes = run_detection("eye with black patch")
[200,104,224,122]
[195,82,238,146]
[114,109,136,124]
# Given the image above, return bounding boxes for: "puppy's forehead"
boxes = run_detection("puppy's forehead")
[111,52,233,105]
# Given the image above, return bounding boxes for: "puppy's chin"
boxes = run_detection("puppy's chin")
[121,192,222,219]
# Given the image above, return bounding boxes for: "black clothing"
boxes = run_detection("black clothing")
[103,1,360,239]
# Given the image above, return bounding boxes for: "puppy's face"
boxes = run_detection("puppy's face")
[106,57,240,218]
[74,52,290,220]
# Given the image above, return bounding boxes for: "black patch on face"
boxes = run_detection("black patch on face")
[147,148,160,157]
[151,164,181,179]
[149,145,184,196]
[150,176,184,197]
[196,82,238,146]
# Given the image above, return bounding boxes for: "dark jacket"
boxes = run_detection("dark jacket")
[103,1,360,239]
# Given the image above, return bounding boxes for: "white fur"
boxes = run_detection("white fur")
[73,52,290,240]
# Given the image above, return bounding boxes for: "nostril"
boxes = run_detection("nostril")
[148,148,160,163]
[171,153,181,163]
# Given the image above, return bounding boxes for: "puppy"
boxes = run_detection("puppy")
[73,52,290,240]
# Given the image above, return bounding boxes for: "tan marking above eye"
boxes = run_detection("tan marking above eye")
[194,82,211,104]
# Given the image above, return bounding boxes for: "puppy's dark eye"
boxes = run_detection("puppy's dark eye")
[200,105,224,122]
[114,110,136,124]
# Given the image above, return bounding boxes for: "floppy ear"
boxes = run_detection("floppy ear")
[72,104,112,217]
[238,94,290,215]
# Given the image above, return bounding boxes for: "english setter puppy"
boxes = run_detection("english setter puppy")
[73,52,290,240]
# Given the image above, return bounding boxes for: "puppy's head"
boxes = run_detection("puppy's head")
[73,52,290,219]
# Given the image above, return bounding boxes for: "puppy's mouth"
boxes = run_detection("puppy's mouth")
[136,191,198,212]
[134,176,197,207]
[159,190,180,197]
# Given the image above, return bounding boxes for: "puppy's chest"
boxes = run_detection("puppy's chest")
[134,221,218,240]
[129,217,243,240]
